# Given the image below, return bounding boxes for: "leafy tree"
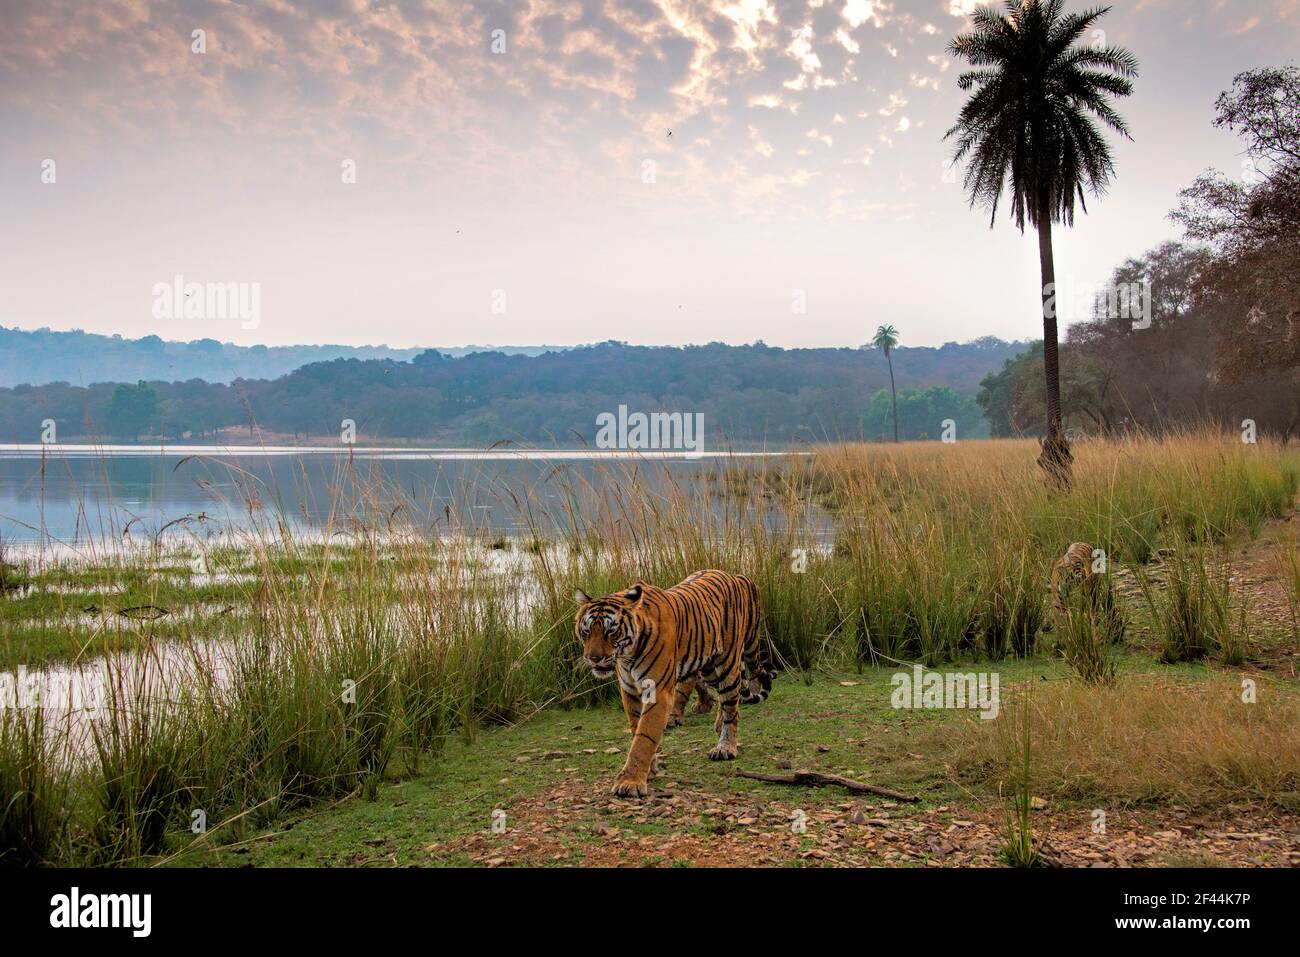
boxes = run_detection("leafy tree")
[999,241,1300,441]
[867,386,990,441]
[1172,65,1300,379]
[945,0,1137,486]
[106,381,160,440]
[977,343,1043,437]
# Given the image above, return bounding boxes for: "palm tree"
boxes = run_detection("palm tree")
[872,324,901,442]
[944,1,1137,487]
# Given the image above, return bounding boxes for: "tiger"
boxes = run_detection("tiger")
[673,675,716,720]
[1043,541,1099,632]
[574,569,772,798]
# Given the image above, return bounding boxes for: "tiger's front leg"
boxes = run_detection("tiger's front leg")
[613,681,673,798]
[621,688,663,778]
[667,675,697,727]
[620,688,642,735]
[707,664,742,761]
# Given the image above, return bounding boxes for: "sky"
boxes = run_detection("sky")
[1,0,1296,350]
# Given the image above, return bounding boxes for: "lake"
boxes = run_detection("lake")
[0,445,811,550]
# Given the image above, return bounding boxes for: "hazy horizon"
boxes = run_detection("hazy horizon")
[0,322,1031,352]
[3,0,1296,349]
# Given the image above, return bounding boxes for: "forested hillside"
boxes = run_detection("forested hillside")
[0,326,563,387]
[0,338,1025,446]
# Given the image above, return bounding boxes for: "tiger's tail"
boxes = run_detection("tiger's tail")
[739,576,773,705]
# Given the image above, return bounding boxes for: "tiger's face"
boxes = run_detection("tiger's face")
[573,584,644,677]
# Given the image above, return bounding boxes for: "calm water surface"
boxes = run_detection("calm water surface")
[0,445,816,548]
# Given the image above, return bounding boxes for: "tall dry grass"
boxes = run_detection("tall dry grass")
[950,675,1300,810]
[0,428,1295,864]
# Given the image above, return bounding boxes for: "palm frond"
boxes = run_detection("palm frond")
[943,0,1137,232]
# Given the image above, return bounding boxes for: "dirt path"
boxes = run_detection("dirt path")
[441,777,1300,868]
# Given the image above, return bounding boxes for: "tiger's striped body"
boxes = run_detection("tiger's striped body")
[574,569,772,798]
[1046,541,1098,630]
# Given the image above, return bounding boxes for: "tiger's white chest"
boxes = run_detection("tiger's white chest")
[615,657,649,697]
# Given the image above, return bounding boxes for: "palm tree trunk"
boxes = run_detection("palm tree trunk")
[1035,212,1073,488]
[887,353,899,442]
[1038,215,1062,432]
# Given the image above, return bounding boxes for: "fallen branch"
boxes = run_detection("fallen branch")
[736,769,920,803]
[118,604,171,620]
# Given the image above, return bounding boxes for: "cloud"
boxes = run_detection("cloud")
[878,91,908,115]
[18,0,1266,226]
[722,0,779,58]
[843,0,888,30]
[844,146,875,165]
[785,23,822,74]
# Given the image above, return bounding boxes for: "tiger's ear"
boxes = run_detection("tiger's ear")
[574,587,591,605]
[624,583,644,603]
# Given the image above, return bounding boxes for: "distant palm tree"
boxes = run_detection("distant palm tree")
[945,0,1137,487]
[872,324,900,442]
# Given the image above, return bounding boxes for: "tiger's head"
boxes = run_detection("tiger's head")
[573,583,646,678]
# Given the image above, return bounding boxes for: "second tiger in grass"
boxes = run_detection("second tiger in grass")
[574,569,772,798]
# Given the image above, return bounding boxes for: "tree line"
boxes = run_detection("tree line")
[0,339,1021,446]
[973,64,1300,443]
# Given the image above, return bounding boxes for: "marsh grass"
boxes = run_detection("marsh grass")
[89,678,192,862]
[1138,543,1240,664]
[1053,577,1124,684]
[1001,691,1041,867]
[0,428,1295,864]
[977,547,1045,659]
[954,675,1300,810]
[1280,530,1300,642]
[0,705,71,866]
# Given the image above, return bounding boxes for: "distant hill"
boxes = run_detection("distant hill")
[0,337,1032,445]
[0,326,565,387]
